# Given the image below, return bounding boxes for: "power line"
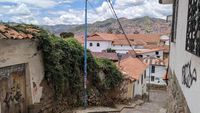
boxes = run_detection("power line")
[88,0,119,34]
[105,0,137,56]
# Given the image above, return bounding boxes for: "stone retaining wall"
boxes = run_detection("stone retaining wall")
[167,70,191,113]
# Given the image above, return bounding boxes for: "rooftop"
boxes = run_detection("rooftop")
[75,33,161,46]
[129,47,165,55]
[91,52,119,61]
[119,57,148,81]
[0,24,38,39]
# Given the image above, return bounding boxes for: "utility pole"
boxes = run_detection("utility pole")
[148,65,151,102]
[84,0,88,109]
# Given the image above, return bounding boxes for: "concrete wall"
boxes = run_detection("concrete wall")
[0,39,44,105]
[127,81,134,99]
[169,0,200,113]
[134,73,147,97]
[146,65,167,85]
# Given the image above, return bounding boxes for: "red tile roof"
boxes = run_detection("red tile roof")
[112,39,147,46]
[92,52,118,61]
[116,34,161,44]
[129,47,165,55]
[119,57,148,80]
[75,33,161,46]
[0,24,34,39]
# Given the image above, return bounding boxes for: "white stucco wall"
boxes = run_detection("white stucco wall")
[0,39,44,105]
[160,35,170,45]
[140,50,164,59]
[134,72,147,96]
[169,1,200,113]
[87,41,112,52]
[112,45,144,54]
[112,45,135,54]
[146,65,166,85]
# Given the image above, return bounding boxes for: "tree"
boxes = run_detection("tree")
[60,32,74,38]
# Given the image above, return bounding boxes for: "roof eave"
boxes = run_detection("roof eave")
[159,0,173,4]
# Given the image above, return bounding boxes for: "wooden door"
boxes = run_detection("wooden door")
[0,65,26,113]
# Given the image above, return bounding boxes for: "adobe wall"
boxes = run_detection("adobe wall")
[0,39,44,105]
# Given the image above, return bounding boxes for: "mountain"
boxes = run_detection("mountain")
[42,16,171,35]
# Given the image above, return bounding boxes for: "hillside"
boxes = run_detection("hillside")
[42,16,171,35]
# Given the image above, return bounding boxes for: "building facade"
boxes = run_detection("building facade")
[160,0,200,113]
[144,58,167,85]
[119,57,148,99]
[76,33,161,54]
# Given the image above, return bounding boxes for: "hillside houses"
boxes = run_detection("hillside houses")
[76,33,162,54]
[76,32,169,87]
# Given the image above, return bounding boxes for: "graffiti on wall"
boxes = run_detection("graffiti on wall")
[182,61,197,88]
[4,84,24,110]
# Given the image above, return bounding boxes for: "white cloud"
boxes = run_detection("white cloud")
[58,0,75,4]
[8,3,31,15]
[3,3,39,24]
[43,9,84,25]
[42,0,172,25]
[11,15,39,24]
[0,0,57,8]
[0,0,172,25]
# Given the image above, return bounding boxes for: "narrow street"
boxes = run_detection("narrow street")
[121,90,167,113]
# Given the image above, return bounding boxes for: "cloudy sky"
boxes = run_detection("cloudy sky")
[0,0,172,25]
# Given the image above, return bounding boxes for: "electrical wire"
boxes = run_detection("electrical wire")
[105,0,138,56]
[87,0,115,33]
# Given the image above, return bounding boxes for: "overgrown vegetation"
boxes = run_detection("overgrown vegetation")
[6,24,123,107]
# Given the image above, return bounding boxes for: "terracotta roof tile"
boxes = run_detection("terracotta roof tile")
[116,34,161,44]
[81,33,161,45]
[92,52,118,61]
[129,47,165,55]
[112,39,147,46]
[0,24,34,39]
[119,57,147,80]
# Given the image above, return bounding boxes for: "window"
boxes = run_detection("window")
[141,75,143,84]
[151,66,155,73]
[97,43,100,47]
[151,76,155,82]
[137,55,143,58]
[155,51,159,55]
[157,56,160,58]
[89,43,93,47]
[186,0,200,56]
[171,0,179,42]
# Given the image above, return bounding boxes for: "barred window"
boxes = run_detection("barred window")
[186,0,200,56]
[171,0,179,42]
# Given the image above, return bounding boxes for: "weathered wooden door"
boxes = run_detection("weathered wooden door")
[0,64,26,113]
